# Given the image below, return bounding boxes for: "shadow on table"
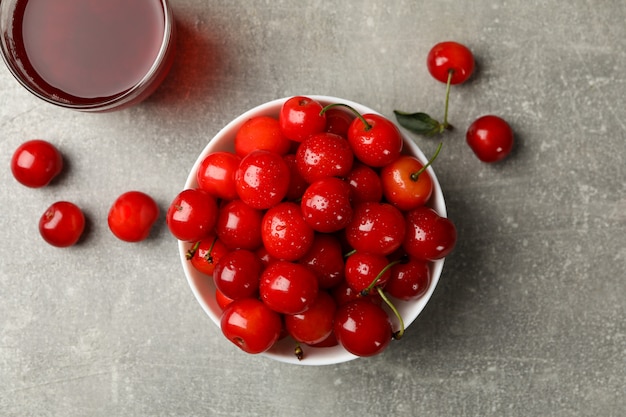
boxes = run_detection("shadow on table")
[385,191,503,367]
[141,16,230,115]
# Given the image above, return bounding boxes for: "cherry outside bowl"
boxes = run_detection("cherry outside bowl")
[178,96,448,365]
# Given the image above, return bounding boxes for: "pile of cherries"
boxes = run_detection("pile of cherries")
[166,95,457,359]
[9,39,511,361]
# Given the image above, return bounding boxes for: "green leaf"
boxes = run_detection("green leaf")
[394,110,443,136]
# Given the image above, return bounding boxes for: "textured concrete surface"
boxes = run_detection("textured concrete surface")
[1,1,625,416]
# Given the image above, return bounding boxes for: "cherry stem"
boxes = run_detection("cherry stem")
[410,141,443,181]
[441,69,453,131]
[360,259,403,297]
[376,287,405,340]
[186,240,201,260]
[204,235,219,263]
[294,343,304,361]
[320,102,372,131]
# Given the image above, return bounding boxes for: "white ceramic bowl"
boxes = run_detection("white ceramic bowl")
[178,95,447,365]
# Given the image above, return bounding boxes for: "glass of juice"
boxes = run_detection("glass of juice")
[0,0,176,112]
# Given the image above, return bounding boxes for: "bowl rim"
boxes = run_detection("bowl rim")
[178,95,447,365]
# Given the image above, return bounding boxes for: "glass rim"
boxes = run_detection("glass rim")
[0,0,175,112]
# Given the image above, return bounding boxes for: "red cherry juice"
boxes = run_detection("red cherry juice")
[5,0,170,106]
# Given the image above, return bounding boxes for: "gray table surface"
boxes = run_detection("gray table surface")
[1,1,625,416]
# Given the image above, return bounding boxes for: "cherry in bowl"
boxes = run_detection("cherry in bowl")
[177,96,450,365]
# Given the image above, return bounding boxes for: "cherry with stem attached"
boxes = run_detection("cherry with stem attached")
[411,141,442,181]
[358,256,407,340]
[394,41,475,136]
[320,102,403,167]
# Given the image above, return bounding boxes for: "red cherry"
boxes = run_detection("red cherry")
[166,188,218,242]
[380,155,433,211]
[347,113,403,167]
[403,206,457,261]
[295,132,354,183]
[283,154,308,201]
[196,151,241,200]
[279,96,326,142]
[235,115,292,156]
[301,177,353,233]
[261,202,314,261]
[345,252,392,293]
[215,288,235,311]
[285,291,337,345]
[235,150,290,210]
[259,261,319,315]
[215,199,263,250]
[11,139,63,188]
[395,41,475,135]
[307,331,339,348]
[39,201,85,247]
[345,162,383,204]
[334,299,392,357]
[255,245,279,268]
[466,115,514,163]
[220,298,282,354]
[298,233,345,289]
[427,41,475,85]
[345,202,406,256]
[331,279,383,306]
[213,249,263,300]
[188,234,229,276]
[324,107,354,137]
[107,191,160,242]
[386,256,431,301]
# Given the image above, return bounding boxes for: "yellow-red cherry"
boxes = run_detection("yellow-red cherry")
[381,155,433,211]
